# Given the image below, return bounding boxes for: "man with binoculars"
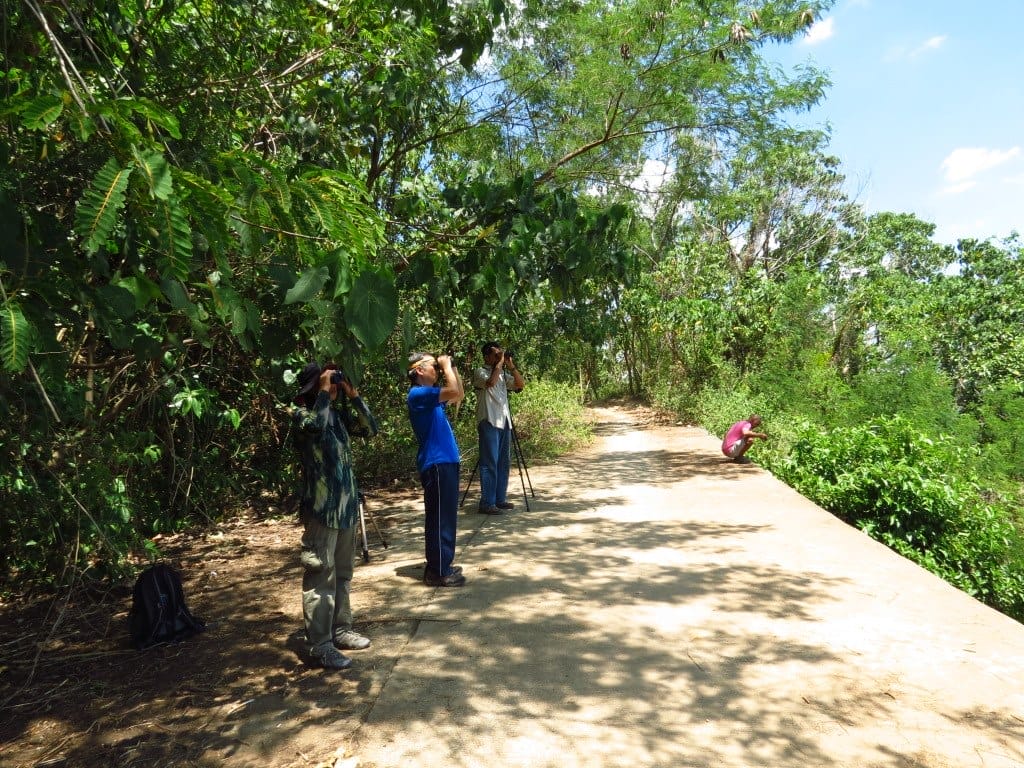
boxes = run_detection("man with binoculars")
[472,342,526,514]
[292,362,378,670]
[407,352,467,587]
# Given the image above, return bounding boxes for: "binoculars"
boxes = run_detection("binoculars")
[330,370,348,385]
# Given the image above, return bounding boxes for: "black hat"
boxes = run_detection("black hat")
[293,361,321,405]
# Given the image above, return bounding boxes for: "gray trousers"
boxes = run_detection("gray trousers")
[300,515,355,651]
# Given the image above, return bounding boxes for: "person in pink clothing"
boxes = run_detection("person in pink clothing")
[721,415,767,461]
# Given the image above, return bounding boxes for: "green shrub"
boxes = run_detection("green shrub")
[774,417,1024,619]
[976,383,1024,484]
[842,360,980,443]
[690,381,776,444]
[648,376,701,422]
[504,378,592,462]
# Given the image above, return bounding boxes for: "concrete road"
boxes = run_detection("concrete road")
[347,407,1024,768]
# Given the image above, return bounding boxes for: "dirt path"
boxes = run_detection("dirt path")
[3,405,1024,768]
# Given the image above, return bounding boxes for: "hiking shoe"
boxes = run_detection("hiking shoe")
[334,630,370,650]
[495,501,515,510]
[477,505,503,514]
[424,570,467,587]
[422,564,462,576]
[310,644,352,670]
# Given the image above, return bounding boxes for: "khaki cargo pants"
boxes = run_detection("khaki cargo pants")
[300,515,356,651]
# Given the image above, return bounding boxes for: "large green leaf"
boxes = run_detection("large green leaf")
[162,279,191,310]
[344,270,398,350]
[75,158,131,255]
[495,266,515,302]
[285,266,329,304]
[114,275,163,311]
[331,250,353,299]
[0,301,31,372]
[95,285,138,321]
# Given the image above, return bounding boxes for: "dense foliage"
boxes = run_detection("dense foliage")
[647,229,1024,620]
[3,0,1022,621]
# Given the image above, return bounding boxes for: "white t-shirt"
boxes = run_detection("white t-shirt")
[473,366,513,428]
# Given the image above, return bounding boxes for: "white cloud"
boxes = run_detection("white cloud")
[940,181,976,196]
[941,146,1021,182]
[883,34,947,62]
[803,17,834,45]
[634,158,670,195]
[910,35,947,57]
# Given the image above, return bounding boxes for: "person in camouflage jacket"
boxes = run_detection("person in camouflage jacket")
[292,361,378,670]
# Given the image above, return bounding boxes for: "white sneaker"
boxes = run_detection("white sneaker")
[334,630,371,650]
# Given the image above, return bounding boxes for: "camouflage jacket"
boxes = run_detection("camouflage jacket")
[292,391,378,529]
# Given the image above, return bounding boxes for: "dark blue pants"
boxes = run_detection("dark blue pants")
[421,462,460,577]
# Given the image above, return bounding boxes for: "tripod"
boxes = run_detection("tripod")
[356,490,389,563]
[460,406,535,511]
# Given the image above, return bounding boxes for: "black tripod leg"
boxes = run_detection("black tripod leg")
[357,495,370,563]
[503,421,531,511]
[511,424,535,498]
[459,457,480,508]
[360,492,388,549]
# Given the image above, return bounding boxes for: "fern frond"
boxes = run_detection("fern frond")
[177,170,232,256]
[244,153,292,214]
[153,194,193,282]
[0,301,32,372]
[296,170,383,263]
[20,94,64,131]
[291,179,341,241]
[75,158,132,255]
[131,147,173,201]
[123,97,182,139]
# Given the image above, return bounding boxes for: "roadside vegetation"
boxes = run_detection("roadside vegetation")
[3,0,1021,622]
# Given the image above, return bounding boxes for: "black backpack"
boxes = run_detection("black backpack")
[128,563,205,649]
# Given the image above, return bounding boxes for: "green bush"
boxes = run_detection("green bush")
[774,417,1024,619]
[648,376,701,422]
[976,383,1024,484]
[689,380,776,444]
[502,378,592,462]
[842,360,980,444]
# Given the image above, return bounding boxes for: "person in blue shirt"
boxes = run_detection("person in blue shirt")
[292,362,378,670]
[406,352,466,587]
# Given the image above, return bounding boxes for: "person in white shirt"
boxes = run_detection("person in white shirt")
[471,342,525,514]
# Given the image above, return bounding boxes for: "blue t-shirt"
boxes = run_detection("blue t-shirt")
[407,385,460,472]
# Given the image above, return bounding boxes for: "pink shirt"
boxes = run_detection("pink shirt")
[722,421,750,455]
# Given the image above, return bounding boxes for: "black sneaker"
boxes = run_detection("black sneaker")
[477,505,503,514]
[495,501,515,510]
[310,644,353,670]
[424,570,467,587]
[423,564,462,575]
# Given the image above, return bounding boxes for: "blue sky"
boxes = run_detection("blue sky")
[775,0,1024,245]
